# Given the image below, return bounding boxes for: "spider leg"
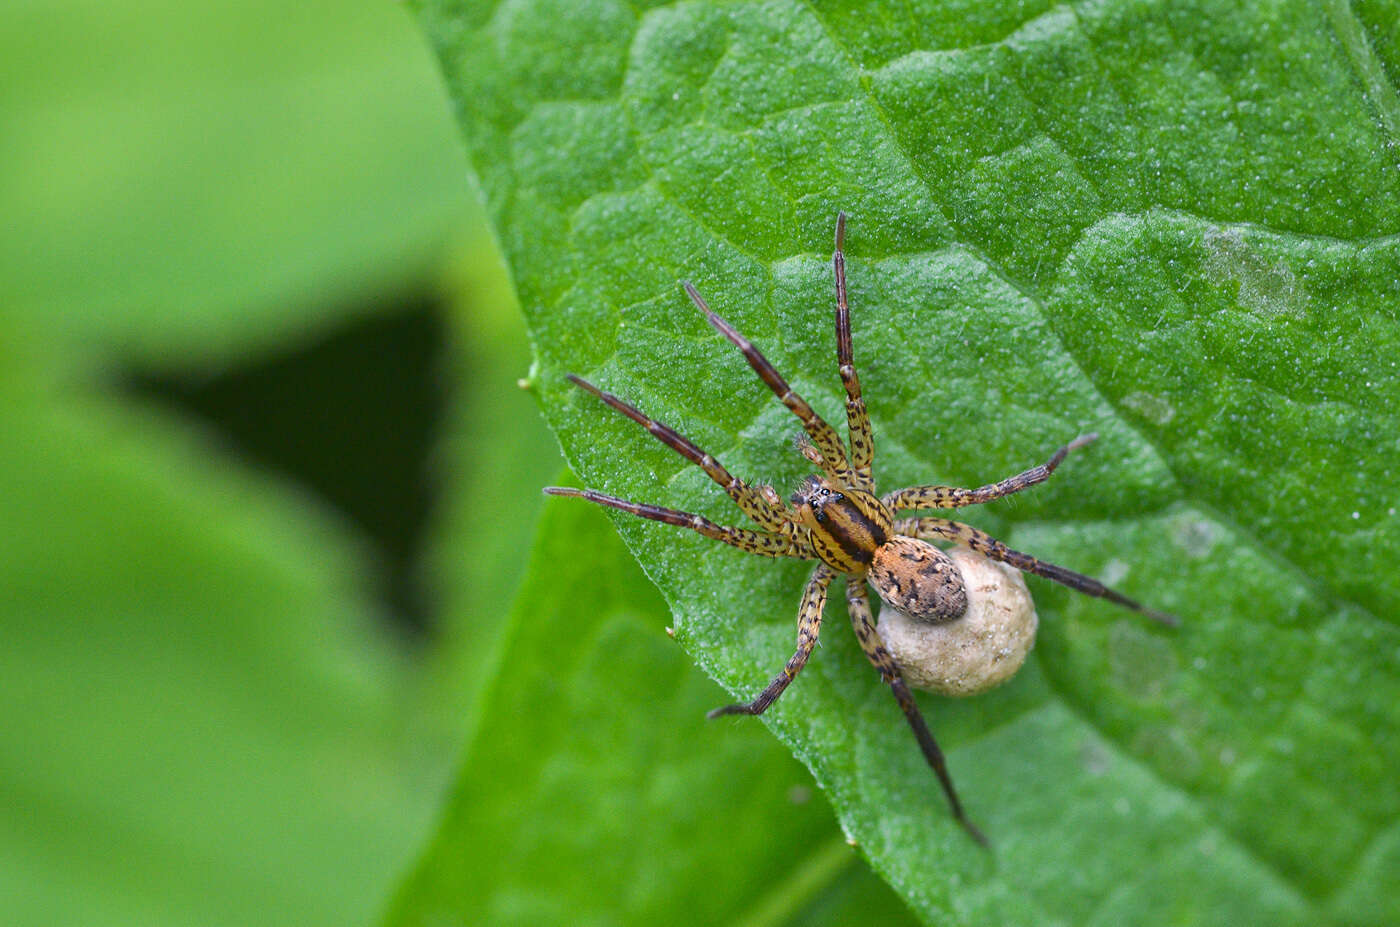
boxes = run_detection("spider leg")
[898,516,1180,627]
[708,564,835,717]
[831,213,875,492]
[883,434,1098,512]
[545,487,811,558]
[564,374,791,532]
[682,281,853,485]
[846,579,988,845]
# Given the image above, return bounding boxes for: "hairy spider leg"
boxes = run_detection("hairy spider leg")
[563,374,791,532]
[846,580,988,845]
[708,563,836,718]
[831,212,875,492]
[544,487,810,558]
[882,433,1098,511]
[682,281,854,486]
[898,517,1180,627]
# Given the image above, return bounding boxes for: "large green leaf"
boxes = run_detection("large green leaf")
[0,0,469,362]
[0,1,483,923]
[0,346,436,927]
[415,0,1400,922]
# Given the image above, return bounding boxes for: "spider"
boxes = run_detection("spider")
[546,214,1178,844]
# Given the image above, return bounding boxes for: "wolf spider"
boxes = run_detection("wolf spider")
[547,214,1177,843]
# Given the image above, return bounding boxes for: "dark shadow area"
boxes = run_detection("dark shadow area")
[126,297,449,641]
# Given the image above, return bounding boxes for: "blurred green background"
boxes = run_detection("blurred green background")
[13,2,1397,925]
[0,1,564,924]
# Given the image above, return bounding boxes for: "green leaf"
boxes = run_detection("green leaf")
[417,0,1400,923]
[386,492,922,926]
[0,1,478,923]
[0,348,436,927]
[0,0,469,362]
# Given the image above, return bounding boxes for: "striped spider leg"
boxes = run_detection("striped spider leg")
[547,213,1177,844]
[881,434,1180,627]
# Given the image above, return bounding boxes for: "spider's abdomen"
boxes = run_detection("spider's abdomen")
[869,536,967,623]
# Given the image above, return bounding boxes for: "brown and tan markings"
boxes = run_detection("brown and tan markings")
[546,214,1178,844]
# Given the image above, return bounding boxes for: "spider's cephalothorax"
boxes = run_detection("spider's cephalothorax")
[793,474,967,623]
[791,476,888,571]
[546,214,1178,844]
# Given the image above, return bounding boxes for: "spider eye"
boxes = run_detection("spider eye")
[832,492,845,502]
[814,510,826,523]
